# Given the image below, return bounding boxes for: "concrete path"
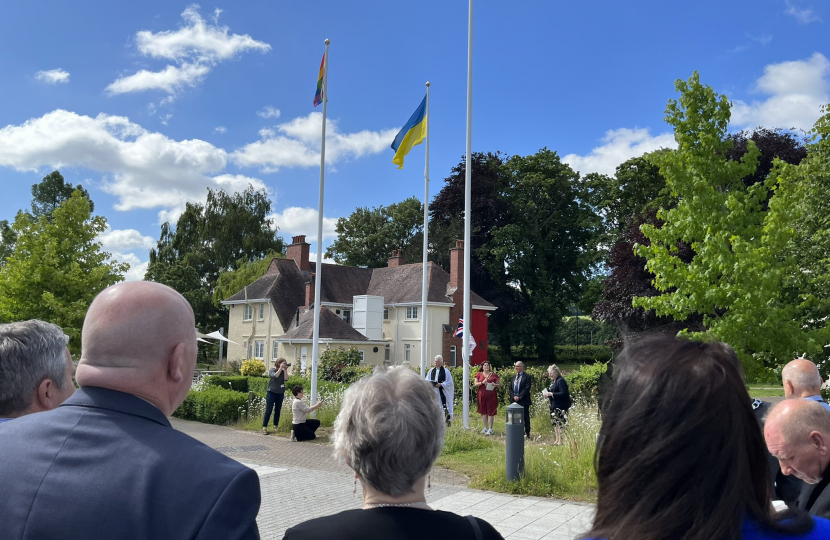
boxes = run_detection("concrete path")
[172,418,595,540]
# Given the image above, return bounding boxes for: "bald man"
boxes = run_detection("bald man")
[782,358,830,411]
[765,399,830,518]
[0,282,261,540]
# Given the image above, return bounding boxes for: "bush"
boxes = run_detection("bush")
[226,360,242,376]
[340,365,374,384]
[174,386,247,425]
[248,376,268,396]
[204,375,249,393]
[554,345,612,363]
[240,359,266,377]
[566,361,608,399]
[319,347,362,382]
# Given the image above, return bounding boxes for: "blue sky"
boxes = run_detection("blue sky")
[1,0,828,280]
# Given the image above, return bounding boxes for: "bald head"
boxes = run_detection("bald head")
[764,399,830,484]
[76,282,197,416]
[782,358,823,398]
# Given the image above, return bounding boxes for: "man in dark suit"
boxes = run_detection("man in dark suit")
[0,281,261,540]
[508,361,533,438]
[765,399,830,518]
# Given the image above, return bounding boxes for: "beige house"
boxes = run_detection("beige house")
[221,235,495,372]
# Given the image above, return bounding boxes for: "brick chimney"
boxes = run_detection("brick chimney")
[449,240,464,289]
[305,276,315,308]
[387,249,405,268]
[287,235,310,272]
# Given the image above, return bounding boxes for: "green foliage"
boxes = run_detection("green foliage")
[0,191,127,351]
[319,346,363,382]
[30,171,94,220]
[213,250,283,308]
[204,375,250,393]
[340,365,374,384]
[146,186,284,338]
[247,376,269,396]
[633,73,829,370]
[442,426,496,454]
[566,361,608,399]
[0,219,16,267]
[554,345,613,363]
[325,197,424,267]
[556,317,619,347]
[174,386,247,425]
[240,359,266,377]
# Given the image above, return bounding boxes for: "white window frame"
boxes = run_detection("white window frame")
[258,303,265,321]
[450,346,457,367]
[383,308,389,320]
[273,340,279,359]
[404,343,411,362]
[384,344,390,361]
[405,306,418,320]
[254,340,265,359]
[243,304,253,321]
[359,350,365,363]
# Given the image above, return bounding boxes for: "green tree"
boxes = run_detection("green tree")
[213,250,283,307]
[0,219,16,267]
[146,186,284,339]
[485,149,602,362]
[30,171,94,221]
[325,197,424,267]
[0,191,127,351]
[633,73,827,375]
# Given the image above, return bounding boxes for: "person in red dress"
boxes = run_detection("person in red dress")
[474,361,500,435]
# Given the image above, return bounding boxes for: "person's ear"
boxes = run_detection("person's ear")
[784,380,794,397]
[810,431,829,454]
[34,378,56,411]
[167,343,186,384]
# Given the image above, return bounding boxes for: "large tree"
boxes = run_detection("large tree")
[633,73,827,375]
[325,197,424,267]
[30,170,94,221]
[146,186,284,337]
[484,149,602,361]
[0,191,127,352]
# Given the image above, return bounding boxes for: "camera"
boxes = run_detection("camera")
[284,362,292,367]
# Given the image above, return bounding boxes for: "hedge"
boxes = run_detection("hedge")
[204,375,249,393]
[487,344,612,365]
[174,386,247,425]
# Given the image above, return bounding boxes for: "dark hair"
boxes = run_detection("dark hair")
[477,361,490,373]
[291,385,304,397]
[583,335,813,540]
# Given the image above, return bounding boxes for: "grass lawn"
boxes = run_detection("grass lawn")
[746,384,784,397]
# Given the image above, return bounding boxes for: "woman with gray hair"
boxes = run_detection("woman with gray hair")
[283,366,503,540]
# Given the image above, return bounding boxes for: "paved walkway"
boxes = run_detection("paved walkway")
[172,419,594,540]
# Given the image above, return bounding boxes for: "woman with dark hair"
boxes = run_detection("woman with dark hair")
[582,335,830,540]
[291,385,323,442]
[474,361,500,435]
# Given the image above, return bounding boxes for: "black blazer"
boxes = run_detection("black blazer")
[284,507,503,540]
[548,376,571,411]
[0,387,261,540]
[508,372,533,406]
[797,467,830,519]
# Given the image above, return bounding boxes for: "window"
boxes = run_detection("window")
[384,344,390,361]
[450,346,457,367]
[243,304,253,321]
[406,306,418,320]
[342,309,351,325]
[383,308,389,320]
[258,303,265,320]
[404,343,411,362]
[246,341,252,359]
[254,340,265,359]
[273,340,279,359]
[359,350,365,363]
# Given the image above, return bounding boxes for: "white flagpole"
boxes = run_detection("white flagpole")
[310,38,330,411]
[420,82,431,377]
[462,0,473,429]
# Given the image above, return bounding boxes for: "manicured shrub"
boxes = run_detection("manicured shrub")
[240,359,266,377]
[554,345,612,363]
[247,376,268,396]
[319,347,362,382]
[204,375,249,393]
[174,386,247,425]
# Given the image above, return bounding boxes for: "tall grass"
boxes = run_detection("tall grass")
[236,385,346,434]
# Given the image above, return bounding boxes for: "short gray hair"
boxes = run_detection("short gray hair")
[782,359,822,393]
[0,320,70,415]
[333,366,445,496]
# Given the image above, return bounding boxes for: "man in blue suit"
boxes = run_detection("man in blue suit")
[0,281,261,540]
[509,361,533,439]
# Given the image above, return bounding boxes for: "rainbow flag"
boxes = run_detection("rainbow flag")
[313,53,326,107]
[391,95,427,169]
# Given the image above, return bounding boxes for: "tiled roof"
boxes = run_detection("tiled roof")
[278,307,378,342]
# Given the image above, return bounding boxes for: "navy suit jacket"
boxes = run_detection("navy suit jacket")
[0,387,261,540]
[508,372,533,406]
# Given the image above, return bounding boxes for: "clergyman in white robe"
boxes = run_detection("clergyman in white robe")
[425,362,454,420]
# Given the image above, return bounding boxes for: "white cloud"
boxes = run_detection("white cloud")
[269,207,338,241]
[107,5,270,96]
[108,251,149,281]
[0,109,265,215]
[159,113,173,126]
[99,227,156,252]
[35,69,70,84]
[214,126,227,134]
[308,251,337,265]
[785,1,821,24]
[731,52,829,131]
[562,128,676,176]
[257,106,281,119]
[106,63,210,95]
[233,113,399,172]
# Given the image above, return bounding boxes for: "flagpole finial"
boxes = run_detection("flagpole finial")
[426,81,430,87]
[324,38,330,45]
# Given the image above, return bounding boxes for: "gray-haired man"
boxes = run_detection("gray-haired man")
[0,319,75,424]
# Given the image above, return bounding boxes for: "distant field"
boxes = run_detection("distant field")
[746,384,784,397]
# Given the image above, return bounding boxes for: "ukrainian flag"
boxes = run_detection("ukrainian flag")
[391,95,427,169]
